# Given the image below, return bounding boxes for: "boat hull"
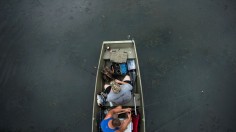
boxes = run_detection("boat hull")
[92,40,145,132]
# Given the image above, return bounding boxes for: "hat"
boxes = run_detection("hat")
[110,81,121,94]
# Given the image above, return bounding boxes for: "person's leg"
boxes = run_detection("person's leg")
[104,84,110,89]
[122,75,132,85]
[122,75,130,81]
[104,84,111,94]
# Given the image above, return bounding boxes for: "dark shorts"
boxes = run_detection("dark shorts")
[104,86,111,94]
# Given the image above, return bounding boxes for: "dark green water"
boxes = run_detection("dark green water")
[0,0,236,131]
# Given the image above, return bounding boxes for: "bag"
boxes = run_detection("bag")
[97,92,107,106]
[120,63,127,75]
[132,113,140,132]
[112,63,127,76]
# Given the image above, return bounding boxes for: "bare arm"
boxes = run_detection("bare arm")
[116,112,132,132]
[105,106,130,119]
[110,107,131,114]
[115,79,128,85]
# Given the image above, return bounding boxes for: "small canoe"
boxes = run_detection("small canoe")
[92,40,146,132]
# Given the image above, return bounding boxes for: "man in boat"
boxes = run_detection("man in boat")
[104,75,133,105]
[101,106,132,132]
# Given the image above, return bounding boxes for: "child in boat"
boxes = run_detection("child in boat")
[104,75,133,105]
[101,106,132,132]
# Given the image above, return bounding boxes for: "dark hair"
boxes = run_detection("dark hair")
[101,67,114,82]
[112,118,121,127]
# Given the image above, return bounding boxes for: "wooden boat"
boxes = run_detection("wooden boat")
[92,40,146,132]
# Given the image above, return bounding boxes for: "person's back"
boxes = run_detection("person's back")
[101,117,119,132]
[107,83,133,105]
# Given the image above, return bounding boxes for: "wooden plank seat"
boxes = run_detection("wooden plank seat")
[104,93,141,107]
[103,48,136,60]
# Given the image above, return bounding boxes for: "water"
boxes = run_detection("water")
[0,0,236,131]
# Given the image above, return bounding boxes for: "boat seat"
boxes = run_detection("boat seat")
[104,93,141,107]
[103,48,136,60]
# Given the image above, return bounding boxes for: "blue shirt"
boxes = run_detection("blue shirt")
[101,118,119,132]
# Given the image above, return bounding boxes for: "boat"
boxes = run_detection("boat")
[92,40,146,132]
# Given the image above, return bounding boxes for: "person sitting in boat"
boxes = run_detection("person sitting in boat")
[104,75,133,105]
[101,105,132,132]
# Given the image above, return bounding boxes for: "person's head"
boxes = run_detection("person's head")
[110,81,121,94]
[112,118,121,127]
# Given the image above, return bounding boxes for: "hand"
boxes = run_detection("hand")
[124,108,131,112]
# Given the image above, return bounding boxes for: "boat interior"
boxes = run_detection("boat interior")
[101,42,141,107]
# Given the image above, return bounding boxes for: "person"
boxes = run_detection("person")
[104,75,133,105]
[101,106,132,132]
